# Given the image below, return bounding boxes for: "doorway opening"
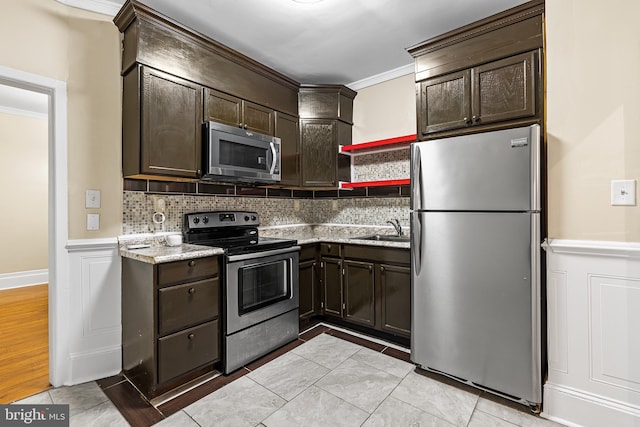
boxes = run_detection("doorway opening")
[0,66,69,397]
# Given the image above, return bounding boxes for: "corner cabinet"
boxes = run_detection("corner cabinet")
[409,0,544,139]
[298,85,356,188]
[122,256,221,398]
[123,65,203,179]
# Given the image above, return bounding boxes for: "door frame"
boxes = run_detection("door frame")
[0,66,69,387]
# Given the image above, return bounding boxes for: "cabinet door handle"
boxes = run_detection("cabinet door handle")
[188,287,196,294]
[369,265,373,272]
[472,115,480,122]
[188,260,196,267]
[188,333,195,340]
[464,116,471,124]
[380,266,385,272]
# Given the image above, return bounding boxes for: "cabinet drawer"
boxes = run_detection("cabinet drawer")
[158,277,220,336]
[157,320,219,384]
[320,243,341,257]
[157,256,218,287]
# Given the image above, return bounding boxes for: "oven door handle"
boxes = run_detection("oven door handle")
[226,245,301,262]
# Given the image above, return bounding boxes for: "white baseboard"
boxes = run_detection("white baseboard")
[544,383,640,427]
[0,269,48,291]
[69,345,122,385]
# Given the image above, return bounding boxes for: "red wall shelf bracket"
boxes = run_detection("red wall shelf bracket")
[340,134,417,154]
[340,178,410,189]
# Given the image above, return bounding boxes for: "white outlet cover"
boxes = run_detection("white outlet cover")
[85,189,101,209]
[611,179,636,206]
[87,213,100,230]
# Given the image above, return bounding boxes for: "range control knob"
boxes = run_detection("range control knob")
[193,217,200,224]
[244,215,250,221]
[251,215,257,221]
[202,216,209,224]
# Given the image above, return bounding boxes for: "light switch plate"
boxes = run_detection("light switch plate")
[611,179,636,206]
[86,189,101,209]
[87,213,100,230]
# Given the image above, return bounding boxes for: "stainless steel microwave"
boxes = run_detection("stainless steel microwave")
[203,121,281,183]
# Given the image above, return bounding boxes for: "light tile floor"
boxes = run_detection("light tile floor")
[15,333,565,427]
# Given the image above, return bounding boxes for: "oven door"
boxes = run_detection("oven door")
[225,246,299,335]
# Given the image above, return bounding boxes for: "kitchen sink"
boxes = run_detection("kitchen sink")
[351,234,410,242]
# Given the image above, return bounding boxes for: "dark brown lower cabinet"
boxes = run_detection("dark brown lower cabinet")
[122,256,221,398]
[321,256,343,317]
[299,244,319,320]
[379,263,411,336]
[344,260,375,327]
[312,244,411,339]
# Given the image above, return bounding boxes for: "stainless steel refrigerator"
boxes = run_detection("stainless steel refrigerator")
[410,124,543,407]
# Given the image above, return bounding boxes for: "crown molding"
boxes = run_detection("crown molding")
[347,63,414,91]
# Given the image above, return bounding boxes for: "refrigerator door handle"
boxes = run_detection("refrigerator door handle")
[529,124,541,211]
[529,212,542,401]
[411,213,423,275]
[411,144,422,211]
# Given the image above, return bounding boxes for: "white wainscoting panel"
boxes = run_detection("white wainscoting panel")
[543,240,640,427]
[66,238,121,384]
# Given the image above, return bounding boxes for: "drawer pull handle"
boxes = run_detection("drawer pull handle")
[188,260,196,267]
[188,287,196,294]
[188,333,195,340]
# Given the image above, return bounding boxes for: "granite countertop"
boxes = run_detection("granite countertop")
[118,225,409,264]
[118,233,224,264]
[261,224,410,249]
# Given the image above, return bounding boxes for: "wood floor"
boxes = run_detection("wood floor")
[0,284,50,403]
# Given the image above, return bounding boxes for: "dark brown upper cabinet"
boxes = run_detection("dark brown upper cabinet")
[409,0,544,140]
[122,65,203,179]
[276,111,300,187]
[204,88,274,135]
[419,51,537,135]
[300,119,338,188]
[298,85,356,188]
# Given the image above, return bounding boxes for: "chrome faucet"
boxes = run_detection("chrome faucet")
[386,219,404,236]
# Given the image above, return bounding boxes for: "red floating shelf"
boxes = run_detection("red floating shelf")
[340,134,417,153]
[340,179,410,189]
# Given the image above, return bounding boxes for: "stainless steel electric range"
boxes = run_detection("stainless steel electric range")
[183,211,300,374]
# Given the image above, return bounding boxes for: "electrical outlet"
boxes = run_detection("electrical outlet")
[85,189,101,209]
[611,179,636,206]
[154,197,166,212]
[294,200,300,212]
[87,213,100,230]
[332,200,338,211]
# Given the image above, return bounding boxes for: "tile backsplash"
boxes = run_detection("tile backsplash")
[122,149,411,235]
[123,190,409,235]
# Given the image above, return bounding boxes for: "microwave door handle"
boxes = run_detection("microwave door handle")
[269,142,277,174]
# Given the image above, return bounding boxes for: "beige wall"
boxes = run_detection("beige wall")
[0,112,48,274]
[546,0,640,241]
[1,0,122,239]
[352,73,416,144]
